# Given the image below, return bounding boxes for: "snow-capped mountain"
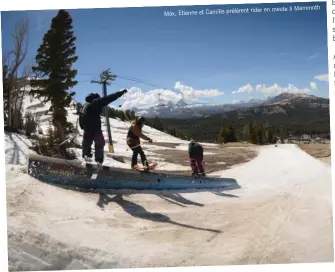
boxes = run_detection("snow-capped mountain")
[130,94,320,119]
[175,98,187,107]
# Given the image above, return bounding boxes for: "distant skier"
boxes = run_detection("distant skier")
[188,139,205,176]
[126,116,153,170]
[79,89,128,164]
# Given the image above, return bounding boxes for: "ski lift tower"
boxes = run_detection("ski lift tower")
[91,69,117,153]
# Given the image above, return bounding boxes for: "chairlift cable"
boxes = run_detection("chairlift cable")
[115,74,170,91]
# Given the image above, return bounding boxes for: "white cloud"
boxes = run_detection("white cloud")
[231,83,253,94]
[314,74,328,82]
[255,83,310,95]
[310,81,319,90]
[120,82,224,109]
[174,82,224,101]
[232,83,311,95]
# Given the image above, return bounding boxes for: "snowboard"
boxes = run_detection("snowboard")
[191,169,215,177]
[81,159,103,179]
[134,162,157,172]
[192,173,206,178]
[81,158,101,168]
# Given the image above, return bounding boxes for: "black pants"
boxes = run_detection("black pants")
[82,130,105,163]
[131,146,148,167]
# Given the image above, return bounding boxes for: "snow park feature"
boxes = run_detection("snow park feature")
[27,153,240,190]
[3,4,334,270]
[3,76,333,270]
[3,74,333,270]
[7,129,334,270]
[5,83,333,269]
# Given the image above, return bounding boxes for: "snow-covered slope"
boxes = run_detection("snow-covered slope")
[5,132,32,166]
[21,87,78,134]
[5,142,333,270]
[8,87,191,169]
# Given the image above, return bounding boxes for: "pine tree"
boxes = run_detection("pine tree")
[257,123,266,145]
[153,116,164,131]
[248,121,258,144]
[125,110,131,120]
[218,125,227,143]
[130,110,136,120]
[267,126,276,144]
[109,107,116,118]
[226,124,237,143]
[30,10,78,143]
[23,111,37,136]
[76,102,83,115]
[120,110,127,121]
[3,65,10,127]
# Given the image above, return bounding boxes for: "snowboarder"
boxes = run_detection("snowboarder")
[79,89,128,164]
[188,139,205,176]
[126,116,153,170]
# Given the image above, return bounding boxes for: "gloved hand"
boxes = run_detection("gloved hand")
[121,89,128,94]
[148,138,153,143]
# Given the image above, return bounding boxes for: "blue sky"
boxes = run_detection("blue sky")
[1,1,329,109]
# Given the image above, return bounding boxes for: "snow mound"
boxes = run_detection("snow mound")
[5,143,333,270]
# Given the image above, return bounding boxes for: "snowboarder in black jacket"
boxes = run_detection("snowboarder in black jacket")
[79,89,127,163]
[188,139,205,176]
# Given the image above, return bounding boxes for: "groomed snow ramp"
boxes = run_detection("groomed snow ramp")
[27,153,240,190]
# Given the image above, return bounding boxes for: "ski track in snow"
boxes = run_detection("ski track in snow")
[4,93,334,270]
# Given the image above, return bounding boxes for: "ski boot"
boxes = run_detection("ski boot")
[95,161,102,170]
[83,155,94,163]
[192,172,206,178]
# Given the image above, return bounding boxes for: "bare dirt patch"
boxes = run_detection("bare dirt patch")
[298,144,331,158]
[215,142,256,148]
[145,142,255,150]
[150,143,258,175]
[319,156,331,165]
[298,143,331,166]
[144,142,180,149]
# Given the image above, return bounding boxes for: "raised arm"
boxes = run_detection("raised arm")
[95,89,127,107]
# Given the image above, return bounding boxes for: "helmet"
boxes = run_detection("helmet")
[136,116,146,126]
[85,92,101,102]
[85,93,95,102]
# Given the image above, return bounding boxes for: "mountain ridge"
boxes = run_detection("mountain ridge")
[130,92,328,119]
